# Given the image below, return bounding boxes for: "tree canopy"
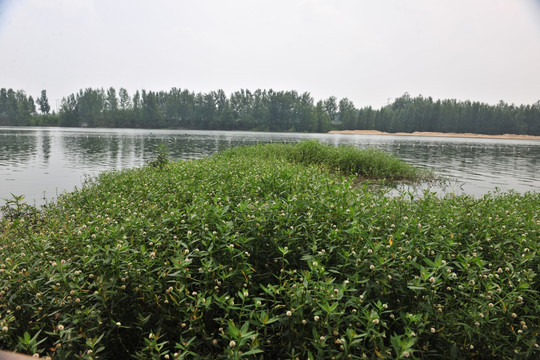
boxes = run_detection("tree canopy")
[1,87,539,135]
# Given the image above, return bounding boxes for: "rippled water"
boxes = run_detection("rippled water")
[1,127,539,206]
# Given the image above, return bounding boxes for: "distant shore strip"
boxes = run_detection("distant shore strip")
[329,130,540,140]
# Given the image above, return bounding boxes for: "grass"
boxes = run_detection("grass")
[220,140,431,182]
[0,141,538,359]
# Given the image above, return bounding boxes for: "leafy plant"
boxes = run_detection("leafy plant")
[0,194,41,231]
[0,143,538,359]
[148,144,169,169]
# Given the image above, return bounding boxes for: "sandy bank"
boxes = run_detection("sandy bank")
[328,130,540,140]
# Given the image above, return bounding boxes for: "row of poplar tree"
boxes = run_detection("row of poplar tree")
[1,87,539,135]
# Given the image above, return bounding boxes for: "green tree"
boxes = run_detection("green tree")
[0,88,7,125]
[212,89,234,129]
[132,90,142,127]
[6,89,18,123]
[293,92,316,132]
[323,96,338,123]
[14,91,34,125]
[76,88,105,127]
[141,90,162,128]
[36,90,51,114]
[193,92,216,130]
[119,88,132,110]
[230,89,249,129]
[105,87,119,126]
[357,106,376,130]
[106,87,119,112]
[249,89,270,130]
[338,98,357,130]
[314,100,331,132]
[59,94,79,126]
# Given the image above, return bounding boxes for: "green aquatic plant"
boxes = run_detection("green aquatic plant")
[0,143,538,359]
[148,144,170,169]
[0,194,42,233]
[220,140,431,181]
[285,139,415,179]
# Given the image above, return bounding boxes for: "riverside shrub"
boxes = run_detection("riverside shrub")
[0,142,538,359]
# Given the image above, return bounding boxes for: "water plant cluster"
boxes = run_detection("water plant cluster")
[1,141,538,359]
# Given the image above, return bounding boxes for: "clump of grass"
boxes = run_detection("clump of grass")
[221,140,431,181]
[0,143,538,359]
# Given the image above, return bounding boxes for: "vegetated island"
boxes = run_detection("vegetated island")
[329,130,540,140]
[1,141,539,359]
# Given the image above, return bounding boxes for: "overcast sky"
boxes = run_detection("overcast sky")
[1,0,540,109]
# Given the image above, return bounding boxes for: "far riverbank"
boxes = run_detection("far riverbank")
[329,130,540,140]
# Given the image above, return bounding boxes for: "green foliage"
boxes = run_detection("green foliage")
[36,90,51,114]
[0,194,41,227]
[220,140,429,181]
[147,144,169,169]
[2,87,539,134]
[1,144,539,359]
[0,88,36,126]
[357,93,540,135]
[283,140,427,181]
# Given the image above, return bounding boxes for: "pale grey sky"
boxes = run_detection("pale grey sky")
[1,0,540,109]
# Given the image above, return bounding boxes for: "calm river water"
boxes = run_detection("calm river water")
[1,127,539,207]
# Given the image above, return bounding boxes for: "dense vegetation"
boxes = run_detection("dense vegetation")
[1,87,539,135]
[1,141,538,359]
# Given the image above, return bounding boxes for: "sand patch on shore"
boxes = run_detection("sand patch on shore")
[329,130,540,140]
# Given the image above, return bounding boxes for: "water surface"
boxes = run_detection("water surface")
[1,127,538,207]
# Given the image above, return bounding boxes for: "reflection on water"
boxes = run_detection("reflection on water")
[0,130,38,166]
[390,138,539,195]
[0,127,539,206]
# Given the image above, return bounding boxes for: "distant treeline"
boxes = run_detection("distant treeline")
[1,87,539,135]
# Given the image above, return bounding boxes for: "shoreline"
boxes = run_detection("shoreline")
[329,130,540,140]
